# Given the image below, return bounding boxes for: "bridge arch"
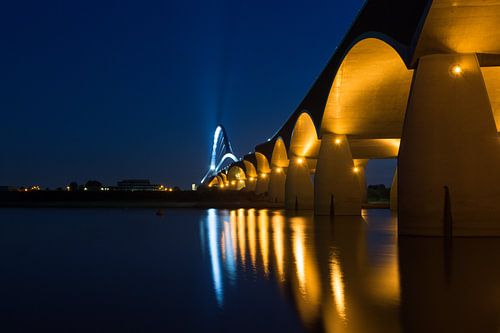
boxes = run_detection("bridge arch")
[255,152,271,195]
[269,137,289,204]
[289,112,321,160]
[315,36,412,216]
[227,166,247,191]
[201,125,238,184]
[271,137,289,168]
[321,37,413,139]
[285,113,320,210]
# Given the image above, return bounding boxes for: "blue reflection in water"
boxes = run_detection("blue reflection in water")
[223,218,237,283]
[206,209,223,306]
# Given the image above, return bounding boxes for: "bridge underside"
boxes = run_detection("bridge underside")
[212,0,500,236]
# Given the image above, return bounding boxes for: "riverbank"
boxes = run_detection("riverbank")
[0,191,389,209]
[0,190,283,209]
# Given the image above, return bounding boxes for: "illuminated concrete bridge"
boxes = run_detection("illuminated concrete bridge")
[203,0,500,237]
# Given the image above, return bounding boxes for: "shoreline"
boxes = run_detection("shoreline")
[0,190,389,209]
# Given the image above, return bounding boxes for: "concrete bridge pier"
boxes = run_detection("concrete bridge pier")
[390,168,397,211]
[354,159,368,204]
[285,157,314,210]
[243,161,258,192]
[245,177,257,192]
[399,53,500,236]
[268,167,286,204]
[255,173,270,195]
[314,134,361,216]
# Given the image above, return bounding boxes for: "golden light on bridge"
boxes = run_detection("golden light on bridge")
[296,158,304,165]
[276,167,283,173]
[353,167,360,173]
[335,138,342,145]
[451,64,462,76]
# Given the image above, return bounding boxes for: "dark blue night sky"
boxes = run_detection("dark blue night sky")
[0,0,395,189]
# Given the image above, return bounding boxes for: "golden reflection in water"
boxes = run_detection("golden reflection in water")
[258,210,270,276]
[272,212,285,282]
[203,210,499,333]
[247,209,257,269]
[330,251,346,321]
[291,216,322,325]
[230,213,238,260]
[237,209,246,266]
[364,213,401,304]
[292,219,306,295]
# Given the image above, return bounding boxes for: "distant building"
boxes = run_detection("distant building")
[0,186,17,192]
[84,180,104,191]
[115,179,159,191]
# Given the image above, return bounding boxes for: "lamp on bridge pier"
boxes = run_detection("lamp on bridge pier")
[450,64,463,77]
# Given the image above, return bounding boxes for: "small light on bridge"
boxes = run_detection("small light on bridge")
[296,158,304,165]
[353,167,360,173]
[335,138,342,145]
[276,167,282,173]
[451,64,463,77]
[231,181,236,186]
[261,173,267,179]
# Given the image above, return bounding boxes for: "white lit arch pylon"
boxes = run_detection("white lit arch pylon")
[201,125,238,184]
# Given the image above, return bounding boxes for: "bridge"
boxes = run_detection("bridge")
[201,0,500,237]
[200,125,238,185]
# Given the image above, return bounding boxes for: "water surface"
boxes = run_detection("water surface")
[0,208,498,332]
